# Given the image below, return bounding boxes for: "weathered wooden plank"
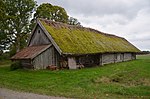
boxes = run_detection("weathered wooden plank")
[28,25,51,46]
[115,53,123,62]
[27,22,38,46]
[32,46,60,69]
[124,53,132,61]
[33,47,51,69]
[37,19,62,55]
[102,53,115,65]
[68,57,77,69]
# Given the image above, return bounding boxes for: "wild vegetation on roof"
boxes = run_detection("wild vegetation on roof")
[40,19,140,54]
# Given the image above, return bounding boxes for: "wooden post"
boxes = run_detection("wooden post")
[99,54,103,66]
[68,57,77,69]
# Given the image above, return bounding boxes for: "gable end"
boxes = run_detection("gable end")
[37,19,62,55]
[28,24,51,46]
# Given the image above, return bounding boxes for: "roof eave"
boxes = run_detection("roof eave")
[11,45,52,60]
[30,44,52,59]
[11,57,31,60]
[62,51,140,56]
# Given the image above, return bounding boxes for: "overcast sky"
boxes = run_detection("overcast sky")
[37,0,150,51]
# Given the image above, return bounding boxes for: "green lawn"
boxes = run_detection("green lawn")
[137,54,150,59]
[0,55,150,99]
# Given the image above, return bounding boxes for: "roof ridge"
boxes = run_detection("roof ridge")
[39,18,124,39]
[38,18,140,54]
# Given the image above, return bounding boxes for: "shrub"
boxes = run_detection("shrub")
[10,61,22,70]
[0,52,10,61]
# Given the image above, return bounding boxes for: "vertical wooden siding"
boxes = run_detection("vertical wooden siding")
[115,53,124,62]
[21,59,33,69]
[124,53,132,61]
[32,46,60,69]
[102,53,115,65]
[29,25,51,46]
[67,53,136,69]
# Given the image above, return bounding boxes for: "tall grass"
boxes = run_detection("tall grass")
[0,55,150,99]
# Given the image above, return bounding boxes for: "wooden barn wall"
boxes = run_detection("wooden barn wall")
[131,53,136,60]
[68,55,100,69]
[101,53,134,65]
[123,53,132,61]
[67,53,136,69]
[52,47,60,66]
[76,55,100,67]
[20,59,33,69]
[115,53,124,62]
[32,46,60,69]
[29,25,51,46]
[102,53,115,65]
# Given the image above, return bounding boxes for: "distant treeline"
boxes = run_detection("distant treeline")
[138,51,150,55]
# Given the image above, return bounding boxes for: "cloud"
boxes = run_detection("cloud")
[37,0,150,50]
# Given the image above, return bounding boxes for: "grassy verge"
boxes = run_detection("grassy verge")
[137,54,150,59]
[0,60,11,67]
[0,55,150,99]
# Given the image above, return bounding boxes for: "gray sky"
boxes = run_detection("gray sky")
[37,0,150,51]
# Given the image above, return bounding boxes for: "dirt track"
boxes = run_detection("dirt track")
[0,88,70,99]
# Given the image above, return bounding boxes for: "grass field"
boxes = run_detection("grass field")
[0,55,150,99]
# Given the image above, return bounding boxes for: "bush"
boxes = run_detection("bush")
[10,61,22,70]
[0,52,10,61]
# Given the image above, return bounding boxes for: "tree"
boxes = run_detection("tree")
[34,3,68,23]
[0,0,7,52]
[33,3,82,27]
[1,0,36,54]
[68,17,81,26]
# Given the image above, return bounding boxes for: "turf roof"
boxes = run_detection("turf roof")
[39,19,140,54]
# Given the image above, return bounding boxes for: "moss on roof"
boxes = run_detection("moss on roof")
[39,19,140,54]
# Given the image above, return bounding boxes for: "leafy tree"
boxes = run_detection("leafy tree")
[1,0,36,54]
[0,0,7,52]
[34,3,68,23]
[33,3,82,27]
[68,17,81,26]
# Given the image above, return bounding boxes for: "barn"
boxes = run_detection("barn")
[11,19,140,69]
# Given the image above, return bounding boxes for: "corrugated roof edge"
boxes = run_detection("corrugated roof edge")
[11,44,52,60]
[30,44,52,59]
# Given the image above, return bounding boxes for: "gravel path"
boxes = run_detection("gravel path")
[0,88,70,99]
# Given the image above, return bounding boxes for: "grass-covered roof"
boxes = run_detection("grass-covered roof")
[39,19,140,54]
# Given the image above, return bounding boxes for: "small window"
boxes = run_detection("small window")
[38,30,40,34]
